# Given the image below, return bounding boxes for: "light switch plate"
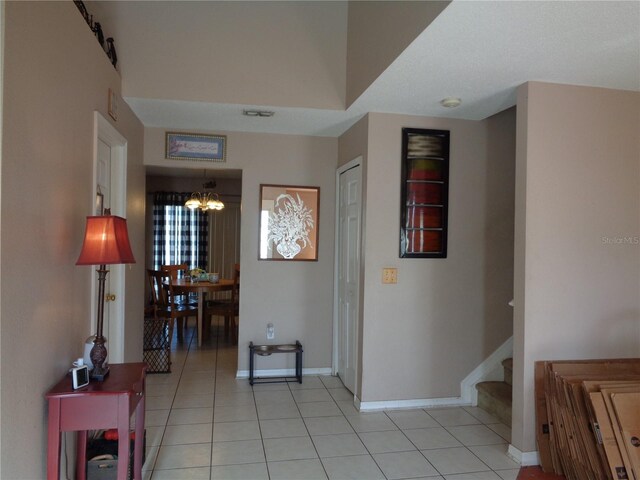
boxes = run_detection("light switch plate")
[382,268,397,284]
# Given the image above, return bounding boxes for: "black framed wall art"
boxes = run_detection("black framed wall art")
[400,128,450,258]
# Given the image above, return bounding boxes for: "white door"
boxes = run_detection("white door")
[92,113,127,364]
[96,139,112,359]
[337,162,362,394]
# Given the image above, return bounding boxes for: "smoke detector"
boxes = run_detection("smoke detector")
[440,97,462,108]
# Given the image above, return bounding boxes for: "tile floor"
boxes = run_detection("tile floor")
[142,322,520,479]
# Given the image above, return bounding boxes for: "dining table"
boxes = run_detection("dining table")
[171,278,234,347]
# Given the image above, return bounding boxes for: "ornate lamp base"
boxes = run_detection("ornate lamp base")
[90,364,110,381]
[89,335,110,381]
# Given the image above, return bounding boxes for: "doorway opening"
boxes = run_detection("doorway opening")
[144,166,242,341]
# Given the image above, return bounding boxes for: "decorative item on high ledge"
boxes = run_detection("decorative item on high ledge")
[166,132,227,162]
[400,128,450,258]
[73,1,118,69]
[105,37,117,69]
[259,184,319,261]
[76,210,136,380]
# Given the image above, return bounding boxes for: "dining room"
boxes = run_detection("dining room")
[144,166,242,352]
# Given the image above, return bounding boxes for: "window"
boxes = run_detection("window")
[152,192,209,270]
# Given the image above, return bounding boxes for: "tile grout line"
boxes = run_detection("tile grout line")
[150,320,218,478]
[383,409,446,478]
[288,380,331,480]
[210,317,223,480]
[250,358,269,479]
[145,325,195,476]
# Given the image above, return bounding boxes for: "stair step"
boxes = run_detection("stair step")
[502,358,513,387]
[476,381,512,426]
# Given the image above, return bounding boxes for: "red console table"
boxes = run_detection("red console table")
[45,362,147,480]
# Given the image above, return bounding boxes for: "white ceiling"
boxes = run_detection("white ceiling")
[123,1,640,138]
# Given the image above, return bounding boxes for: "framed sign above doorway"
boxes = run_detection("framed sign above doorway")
[165,132,227,162]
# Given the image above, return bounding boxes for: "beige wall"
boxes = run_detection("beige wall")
[96,1,348,109]
[339,111,516,402]
[1,3,145,477]
[146,176,242,197]
[0,4,4,458]
[144,128,337,371]
[346,1,450,106]
[485,108,517,353]
[512,82,640,454]
[338,114,369,169]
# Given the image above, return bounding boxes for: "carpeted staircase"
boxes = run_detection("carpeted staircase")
[476,357,512,425]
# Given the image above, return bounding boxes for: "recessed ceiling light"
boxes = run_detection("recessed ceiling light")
[440,97,462,108]
[243,109,275,117]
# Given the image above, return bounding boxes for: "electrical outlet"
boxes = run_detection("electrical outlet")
[267,323,275,340]
[382,268,397,284]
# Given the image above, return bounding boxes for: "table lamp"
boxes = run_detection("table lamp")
[76,211,135,380]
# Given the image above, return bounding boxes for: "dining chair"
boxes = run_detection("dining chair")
[205,263,240,343]
[161,263,189,280]
[147,269,199,342]
[161,263,195,298]
[161,263,198,329]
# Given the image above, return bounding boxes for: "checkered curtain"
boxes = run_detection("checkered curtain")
[152,192,209,271]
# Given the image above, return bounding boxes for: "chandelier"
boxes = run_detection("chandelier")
[185,179,225,211]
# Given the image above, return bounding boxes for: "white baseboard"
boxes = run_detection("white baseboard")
[357,396,470,412]
[460,336,513,405]
[236,367,332,379]
[507,444,540,466]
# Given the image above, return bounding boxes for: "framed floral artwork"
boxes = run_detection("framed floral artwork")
[259,184,319,261]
